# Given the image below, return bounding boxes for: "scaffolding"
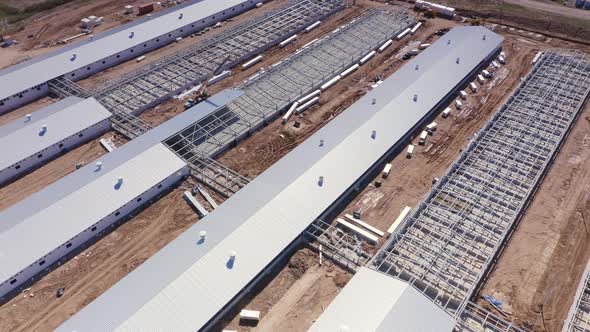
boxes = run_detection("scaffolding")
[456,301,528,332]
[304,218,373,271]
[563,259,590,331]
[164,9,414,162]
[48,76,91,99]
[93,0,344,116]
[371,49,590,322]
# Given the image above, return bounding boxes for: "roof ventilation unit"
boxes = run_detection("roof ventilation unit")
[318,176,324,187]
[447,39,451,45]
[415,64,419,70]
[199,230,207,239]
[456,57,460,64]
[41,124,48,132]
[129,31,135,39]
[70,53,77,61]
[319,139,324,147]
[96,161,103,170]
[25,113,32,121]
[483,34,487,40]
[413,94,418,102]
[371,130,376,139]
[178,13,183,19]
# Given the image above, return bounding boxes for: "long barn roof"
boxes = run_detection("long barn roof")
[58,26,503,331]
[0,0,253,101]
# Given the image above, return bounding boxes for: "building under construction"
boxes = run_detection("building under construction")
[1,0,590,331]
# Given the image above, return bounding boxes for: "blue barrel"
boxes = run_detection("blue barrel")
[576,0,585,8]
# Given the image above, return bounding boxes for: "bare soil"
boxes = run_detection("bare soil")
[222,248,352,332]
[0,179,198,332]
[1,0,590,331]
[0,131,128,211]
[478,101,590,331]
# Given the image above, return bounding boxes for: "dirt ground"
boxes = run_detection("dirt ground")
[0,131,127,211]
[0,179,198,332]
[1,0,590,330]
[0,0,184,70]
[478,101,590,331]
[76,0,291,90]
[222,248,352,332]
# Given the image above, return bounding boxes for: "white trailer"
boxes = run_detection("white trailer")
[442,107,451,118]
[477,74,485,84]
[426,122,438,133]
[482,69,492,78]
[459,90,467,100]
[359,51,376,65]
[455,99,463,110]
[419,130,428,145]
[378,39,393,53]
[240,310,260,321]
[382,163,392,178]
[498,55,506,64]
[406,144,415,158]
[469,82,478,92]
[491,60,500,68]
[419,43,430,49]
[388,206,412,234]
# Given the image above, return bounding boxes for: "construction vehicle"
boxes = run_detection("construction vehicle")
[184,84,210,109]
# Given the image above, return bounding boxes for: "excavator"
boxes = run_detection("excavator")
[183,55,229,109]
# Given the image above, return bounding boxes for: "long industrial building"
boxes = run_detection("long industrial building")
[372,49,590,320]
[0,97,111,185]
[0,90,244,301]
[310,268,455,331]
[58,26,503,331]
[0,0,268,114]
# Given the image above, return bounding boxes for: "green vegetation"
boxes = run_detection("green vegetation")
[0,0,79,32]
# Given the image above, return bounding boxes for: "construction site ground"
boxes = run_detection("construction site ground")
[0,0,186,70]
[0,1,590,331]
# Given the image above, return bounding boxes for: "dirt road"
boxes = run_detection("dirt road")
[0,179,198,332]
[221,248,351,332]
[479,102,590,331]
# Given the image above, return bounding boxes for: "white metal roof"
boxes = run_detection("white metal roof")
[0,143,187,283]
[0,0,251,101]
[310,267,456,331]
[58,26,503,331]
[0,97,111,171]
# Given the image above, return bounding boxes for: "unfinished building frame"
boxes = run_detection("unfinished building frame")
[563,259,590,331]
[163,9,414,187]
[93,0,344,118]
[371,49,590,322]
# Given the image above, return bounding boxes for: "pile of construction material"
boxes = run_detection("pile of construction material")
[80,15,104,30]
[415,0,455,18]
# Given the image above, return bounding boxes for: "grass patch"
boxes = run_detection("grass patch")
[0,0,80,32]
